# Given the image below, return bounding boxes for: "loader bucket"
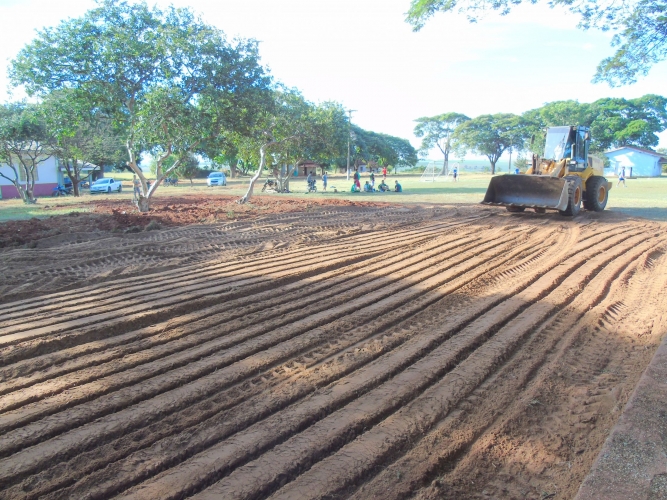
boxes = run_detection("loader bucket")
[482,175,570,211]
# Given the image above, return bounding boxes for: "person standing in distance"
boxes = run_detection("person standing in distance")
[617,166,627,187]
[322,171,328,191]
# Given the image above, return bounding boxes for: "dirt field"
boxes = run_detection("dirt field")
[1,196,666,500]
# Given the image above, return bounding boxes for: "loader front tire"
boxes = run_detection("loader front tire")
[584,176,608,212]
[559,177,582,216]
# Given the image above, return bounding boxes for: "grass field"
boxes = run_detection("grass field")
[1,172,666,221]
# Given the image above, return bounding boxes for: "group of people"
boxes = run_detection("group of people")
[306,168,403,194]
[359,179,401,192]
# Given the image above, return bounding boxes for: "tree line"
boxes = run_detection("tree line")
[1,0,417,211]
[415,95,667,175]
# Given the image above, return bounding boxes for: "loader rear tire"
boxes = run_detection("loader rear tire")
[559,177,582,216]
[506,206,525,213]
[584,176,608,212]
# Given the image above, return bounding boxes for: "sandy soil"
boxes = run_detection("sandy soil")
[0,197,666,500]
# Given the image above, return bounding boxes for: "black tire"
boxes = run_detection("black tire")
[506,206,525,212]
[107,186,111,193]
[584,176,608,212]
[559,177,583,216]
[118,185,122,193]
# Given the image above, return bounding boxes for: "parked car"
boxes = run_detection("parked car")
[207,172,227,187]
[90,178,123,194]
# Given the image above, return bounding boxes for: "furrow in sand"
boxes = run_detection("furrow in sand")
[0,219,458,335]
[107,230,649,500]
[0,213,471,321]
[0,223,486,395]
[0,228,525,472]
[0,225,544,486]
[0,227,495,414]
[252,234,659,500]
[16,229,562,500]
[346,239,657,500]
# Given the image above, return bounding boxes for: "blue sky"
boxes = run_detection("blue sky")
[1,0,665,160]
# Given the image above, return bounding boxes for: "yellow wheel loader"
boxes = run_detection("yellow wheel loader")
[482,126,612,216]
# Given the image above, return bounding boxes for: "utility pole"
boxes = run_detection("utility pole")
[346,109,356,181]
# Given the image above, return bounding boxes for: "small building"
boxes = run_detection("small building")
[0,157,100,199]
[604,146,666,178]
[0,156,60,199]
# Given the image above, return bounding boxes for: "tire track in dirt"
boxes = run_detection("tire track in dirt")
[0,222,640,492]
[0,224,497,414]
[69,228,640,500]
[0,214,474,330]
[183,232,657,500]
[9,229,564,497]
[0,208,664,500]
[0,217,484,367]
[0,220,486,396]
[345,240,666,500]
[0,226,526,468]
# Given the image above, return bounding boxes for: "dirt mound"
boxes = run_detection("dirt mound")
[0,195,393,248]
[0,205,665,500]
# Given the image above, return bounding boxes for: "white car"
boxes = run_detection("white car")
[207,172,227,187]
[90,178,123,194]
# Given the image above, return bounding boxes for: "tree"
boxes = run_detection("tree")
[11,0,271,211]
[405,0,667,85]
[589,94,667,151]
[41,89,124,196]
[237,90,348,203]
[378,134,419,172]
[0,103,53,204]
[453,113,530,174]
[414,113,470,175]
[522,94,667,154]
[174,153,201,185]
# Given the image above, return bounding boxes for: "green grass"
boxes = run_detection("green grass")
[1,172,666,222]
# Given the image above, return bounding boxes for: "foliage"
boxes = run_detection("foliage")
[514,155,528,171]
[10,0,271,211]
[414,112,470,174]
[405,0,667,85]
[522,94,667,153]
[237,89,349,202]
[174,153,201,185]
[40,89,125,195]
[0,102,53,203]
[453,113,531,174]
[332,126,417,173]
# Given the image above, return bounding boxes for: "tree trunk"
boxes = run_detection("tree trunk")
[230,158,238,178]
[137,196,150,213]
[277,164,288,193]
[508,147,513,174]
[441,149,449,176]
[239,142,273,204]
[490,160,496,175]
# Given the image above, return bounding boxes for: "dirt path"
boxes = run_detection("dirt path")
[0,203,665,500]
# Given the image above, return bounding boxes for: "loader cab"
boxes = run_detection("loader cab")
[544,126,590,172]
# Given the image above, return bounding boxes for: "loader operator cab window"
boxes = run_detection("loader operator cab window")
[544,127,571,161]
[575,128,587,161]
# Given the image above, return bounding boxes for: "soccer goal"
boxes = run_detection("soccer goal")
[420,162,457,182]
